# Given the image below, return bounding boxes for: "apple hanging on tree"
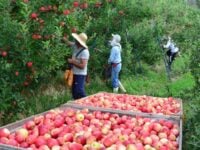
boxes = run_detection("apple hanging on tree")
[30,13,38,19]
[73,1,79,8]
[15,71,19,76]
[1,51,7,57]
[26,62,33,68]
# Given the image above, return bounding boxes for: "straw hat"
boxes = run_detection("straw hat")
[72,33,88,48]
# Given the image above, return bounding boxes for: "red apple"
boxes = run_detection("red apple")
[32,127,39,136]
[1,51,7,57]
[26,134,37,145]
[32,34,42,40]
[15,71,19,76]
[39,6,47,12]
[0,128,10,138]
[63,9,70,15]
[65,109,75,117]
[54,116,65,127]
[38,125,50,136]
[164,121,173,129]
[135,143,145,150]
[102,137,114,147]
[74,135,86,145]
[25,120,35,130]
[95,2,102,8]
[35,136,47,148]
[73,1,79,7]
[61,126,71,134]
[171,128,179,136]
[0,137,9,144]
[50,127,62,138]
[23,0,29,3]
[63,133,73,142]
[26,61,33,68]
[20,142,29,148]
[71,27,77,33]
[8,139,18,146]
[69,142,83,150]
[38,145,50,150]
[82,119,90,126]
[61,144,70,150]
[92,130,102,140]
[80,2,88,9]
[30,13,38,19]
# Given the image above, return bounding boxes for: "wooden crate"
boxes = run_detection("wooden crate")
[67,92,183,118]
[0,104,182,150]
[63,103,183,150]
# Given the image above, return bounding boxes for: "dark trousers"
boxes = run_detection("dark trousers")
[72,75,86,100]
[166,50,177,66]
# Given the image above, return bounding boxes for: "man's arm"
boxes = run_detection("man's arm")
[163,40,171,49]
[62,36,74,46]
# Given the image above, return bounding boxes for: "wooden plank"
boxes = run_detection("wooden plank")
[62,103,180,121]
[0,143,25,150]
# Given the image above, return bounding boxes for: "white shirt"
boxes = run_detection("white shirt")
[164,40,179,53]
[72,45,89,75]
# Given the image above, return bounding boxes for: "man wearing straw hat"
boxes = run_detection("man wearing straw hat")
[64,33,90,99]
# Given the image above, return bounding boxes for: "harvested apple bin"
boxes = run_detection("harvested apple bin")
[0,107,181,150]
[70,92,182,116]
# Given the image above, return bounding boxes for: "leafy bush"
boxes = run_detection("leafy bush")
[190,38,200,93]
[183,94,200,150]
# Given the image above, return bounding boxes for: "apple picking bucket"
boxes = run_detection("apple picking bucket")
[0,104,182,150]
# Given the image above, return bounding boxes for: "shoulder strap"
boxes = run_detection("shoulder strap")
[75,48,85,58]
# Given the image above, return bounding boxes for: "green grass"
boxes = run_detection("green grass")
[120,52,194,98]
[86,76,112,94]
[169,72,195,97]
[121,70,194,97]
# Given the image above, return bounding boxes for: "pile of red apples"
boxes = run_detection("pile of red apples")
[74,93,181,115]
[0,108,179,150]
